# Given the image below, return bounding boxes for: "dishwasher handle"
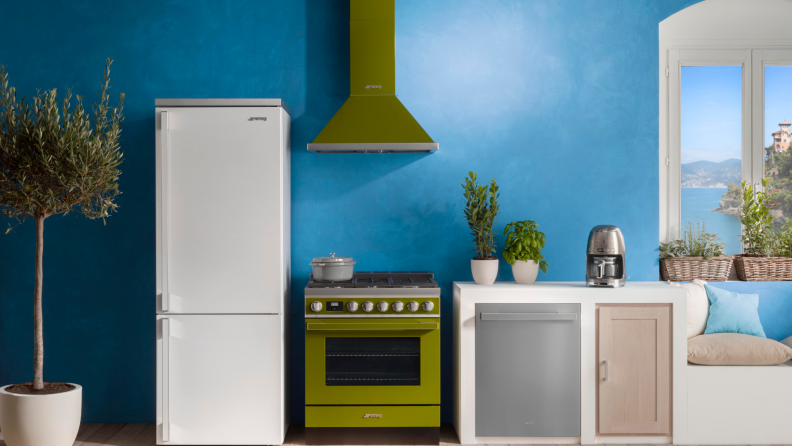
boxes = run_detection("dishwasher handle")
[307,322,439,331]
[480,312,577,321]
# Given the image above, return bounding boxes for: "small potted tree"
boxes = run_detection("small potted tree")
[733,179,792,280]
[502,220,549,284]
[462,171,499,285]
[659,219,731,281]
[0,60,124,446]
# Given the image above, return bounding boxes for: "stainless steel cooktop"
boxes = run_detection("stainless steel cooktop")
[306,271,439,289]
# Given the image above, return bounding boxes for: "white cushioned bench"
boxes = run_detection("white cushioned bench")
[686,361,792,444]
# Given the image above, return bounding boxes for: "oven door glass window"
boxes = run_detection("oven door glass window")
[325,337,420,386]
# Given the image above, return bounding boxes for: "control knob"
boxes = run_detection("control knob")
[392,301,404,312]
[362,301,374,313]
[346,301,359,312]
[377,301,389,312]
[407,301,420,312]
[422,301,434,312]
[310,301,323,313]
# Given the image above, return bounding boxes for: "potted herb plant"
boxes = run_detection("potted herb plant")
[659,219,731,281]
[502,220,549,284]
[0,60,124,446]
[733,179,792,280]
[462,171,499,285]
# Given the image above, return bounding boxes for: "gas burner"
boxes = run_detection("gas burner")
[307,271,439,289]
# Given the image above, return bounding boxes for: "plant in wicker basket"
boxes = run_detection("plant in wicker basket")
[659,219,731,281]
[733,179,792,280]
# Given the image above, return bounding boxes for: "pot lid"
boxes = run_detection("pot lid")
[310,253,356,265]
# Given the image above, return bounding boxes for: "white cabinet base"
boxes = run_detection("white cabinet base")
[686,362,792,444]
[453,282,688,445]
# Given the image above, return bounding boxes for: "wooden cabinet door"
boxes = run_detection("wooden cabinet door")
[599,306,670,434]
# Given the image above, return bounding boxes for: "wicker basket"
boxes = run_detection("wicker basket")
[733,255,792,281]
[660,256,733,282]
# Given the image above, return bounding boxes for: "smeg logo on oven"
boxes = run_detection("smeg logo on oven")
[363,414,382,418]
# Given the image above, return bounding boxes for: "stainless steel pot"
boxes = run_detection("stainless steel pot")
[309,253,356,281]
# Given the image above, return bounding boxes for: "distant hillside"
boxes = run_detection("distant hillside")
[681,158,741,188]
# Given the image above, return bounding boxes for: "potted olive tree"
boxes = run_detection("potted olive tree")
[462,172,499,285]
[0,59,124,446]
[502,220,549,284]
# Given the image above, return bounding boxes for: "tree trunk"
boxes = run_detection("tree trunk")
[33,213,45,390]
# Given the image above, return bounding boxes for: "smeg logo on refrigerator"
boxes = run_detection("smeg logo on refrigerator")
[363,414,382,418]
[364,85,382,89]
[248,117,267,121]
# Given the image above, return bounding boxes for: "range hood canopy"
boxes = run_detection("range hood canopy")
[307,0,438,153]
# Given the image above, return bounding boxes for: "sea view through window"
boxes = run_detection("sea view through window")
[681,66,792,255]
[680,66,742,255]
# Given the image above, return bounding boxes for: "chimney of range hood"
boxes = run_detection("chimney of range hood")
[307,0,438,153]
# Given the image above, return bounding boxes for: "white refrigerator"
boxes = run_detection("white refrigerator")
[155,99,290,445]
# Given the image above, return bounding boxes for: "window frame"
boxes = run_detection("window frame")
[660,48,792,245]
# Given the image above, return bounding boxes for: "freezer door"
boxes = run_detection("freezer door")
[157,315,284,445]
[475,303,581,437]
[156,106,285,314]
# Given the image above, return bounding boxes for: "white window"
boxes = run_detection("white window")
[659,0,792,250]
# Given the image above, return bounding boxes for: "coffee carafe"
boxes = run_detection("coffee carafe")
[586,225,626,287]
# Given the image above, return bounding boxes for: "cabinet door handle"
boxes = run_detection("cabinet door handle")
[603,359,609,381]
[161,318,170,442]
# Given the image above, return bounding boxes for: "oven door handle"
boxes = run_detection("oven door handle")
[306,322,439,331]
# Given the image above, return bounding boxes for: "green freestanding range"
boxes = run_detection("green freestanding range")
[305,272,441,445]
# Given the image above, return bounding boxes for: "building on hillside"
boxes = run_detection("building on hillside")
[772,120,792,152]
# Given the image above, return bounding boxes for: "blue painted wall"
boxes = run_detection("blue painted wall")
[5,0,788,425]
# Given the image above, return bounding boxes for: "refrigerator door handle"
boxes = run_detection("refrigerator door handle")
[160,111,170,312]
[161,317,170,442]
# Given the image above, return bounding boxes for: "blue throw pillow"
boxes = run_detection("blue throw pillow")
[703,285,766,338]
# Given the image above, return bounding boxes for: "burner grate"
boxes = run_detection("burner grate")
[307,271,438,289]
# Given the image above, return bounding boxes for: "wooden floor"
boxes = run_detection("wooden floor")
[1,423,787,446]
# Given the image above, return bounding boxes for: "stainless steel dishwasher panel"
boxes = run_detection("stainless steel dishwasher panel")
[475,303,580,437]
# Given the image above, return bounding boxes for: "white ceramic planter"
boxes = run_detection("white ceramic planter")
[471,258,498,285]
[511,259,540,284]
[0,384,82,446]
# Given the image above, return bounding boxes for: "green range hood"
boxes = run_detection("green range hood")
[307,0,438,153]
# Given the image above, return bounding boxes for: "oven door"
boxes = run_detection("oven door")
[305,318,440,405]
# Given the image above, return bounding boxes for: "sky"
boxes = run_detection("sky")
[681,65,792,165]
[765,66,792,148]
[681,66,742,164]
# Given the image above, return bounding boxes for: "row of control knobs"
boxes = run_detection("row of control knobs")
[309,300,434,313]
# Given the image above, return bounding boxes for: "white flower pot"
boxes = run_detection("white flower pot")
[471,258,498,285]
[512,259,540,284]
[0,384,82,446]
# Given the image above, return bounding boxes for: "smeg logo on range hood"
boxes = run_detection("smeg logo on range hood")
[248,117,267,121]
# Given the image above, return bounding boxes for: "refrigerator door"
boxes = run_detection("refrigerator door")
[156,106,285,314]
[157,315,284,445]
[475,303,581,437]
